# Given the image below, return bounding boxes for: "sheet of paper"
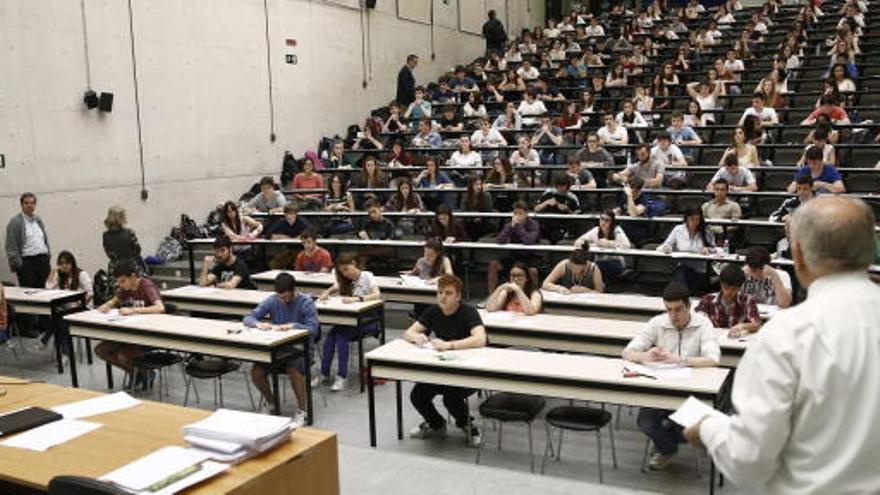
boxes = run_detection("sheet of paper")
[641,362,693,379]
[100,446,210,492]
[52,392,141,420]
[25,289,69,298]
[668,396,726,428]
[562,292,599,302]
[400,274,432,288]
[409,341,438,354]
[0,419,101,452]
[186,287,222,295]
[483,311,517,322]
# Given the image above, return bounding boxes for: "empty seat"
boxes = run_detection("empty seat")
[477,392,546,472]
[541,406,617,484]
[843,172,880,193]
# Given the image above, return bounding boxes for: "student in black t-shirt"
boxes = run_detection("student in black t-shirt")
[403,274,487,447]
[199,236,254,289]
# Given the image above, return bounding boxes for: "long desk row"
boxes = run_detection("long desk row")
[0,377,339,494]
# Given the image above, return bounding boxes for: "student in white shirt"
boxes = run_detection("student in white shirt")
[515,60,540,81]
[470,118,508,148]
[738,95,779,126]
[658,207,717,293]
[624,282,720,470]
[686,196,880,494]
[597,113,629,146]
[516,90,548,122]
[650,132,687,185]
[585,17,605,37]
[448,136,482,168]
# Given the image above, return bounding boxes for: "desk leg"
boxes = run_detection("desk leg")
[710,461,716,495]
[68,333,79,388]
[368,365,377,448]
[358,335,365,393]
[188,243,196,284]
[51,310,63,374]
[271,370,281,415]
[378,308,386,345]
[396,380,403,440]
[85,338,93,364]
[106,361,114,389]
[305,339,314,426]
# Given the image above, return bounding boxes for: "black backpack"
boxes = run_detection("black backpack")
[281,151,299,185]
[93,270,111,306]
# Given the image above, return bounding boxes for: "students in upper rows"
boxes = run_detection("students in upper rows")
[407,239,454,283]
[574,210,631,279]
[405,275,485,446]
[95,261,165,389]
[199,236,254,290]
[772,176,815,222]
[788,145,845,194]
[427,205,468,243]
[294,229,333,273]
[487,201,541,291]
[244,272,318,425]
[244,176,287,214]
[317,254,382,391]
[269,204,312,240]
[486,261,543,315]
[707,154,758,192]
[611,144,664,188]
[741,246,792,308]
[220,201,263,258]
[542,247,604,294]
[623,283,720,471]
[696,264,762,337]
[658,207,718,294]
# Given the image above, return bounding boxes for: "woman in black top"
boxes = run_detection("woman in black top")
[102,206,146,292]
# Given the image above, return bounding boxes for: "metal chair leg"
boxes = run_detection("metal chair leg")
[640,439,651,473]
[608,424,618,468]
[242,370,257,411]
[540,422,553,475]
[218,376,225,407]
[556,429,564,460]
[528,422,535,473]
[183,376,192,406]
[475,418,487,465]
[497,423,503,451]
[596,429,604,484]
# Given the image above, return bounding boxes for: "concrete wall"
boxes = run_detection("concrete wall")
[0,0,544,280]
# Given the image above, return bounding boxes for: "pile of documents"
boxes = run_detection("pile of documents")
[183,409,294,463]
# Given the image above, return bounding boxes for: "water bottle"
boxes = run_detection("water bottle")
[723,239,730,256]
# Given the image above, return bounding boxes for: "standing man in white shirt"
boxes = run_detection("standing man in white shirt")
[5,192,51,290]
[685,195,880,494]
[623,282,721,471]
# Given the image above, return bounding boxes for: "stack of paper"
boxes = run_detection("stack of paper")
[400,274,432,288]
[183,409,293,463]
[668,396,728,428]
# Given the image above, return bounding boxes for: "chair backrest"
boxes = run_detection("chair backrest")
[48,476,126,495]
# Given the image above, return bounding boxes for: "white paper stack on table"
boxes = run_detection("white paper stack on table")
[183,409,294,463]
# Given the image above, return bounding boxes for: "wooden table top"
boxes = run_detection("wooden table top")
[3,287,84,304]
[162,285,384,313]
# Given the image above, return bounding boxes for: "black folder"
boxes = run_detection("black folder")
[0,407,63,437]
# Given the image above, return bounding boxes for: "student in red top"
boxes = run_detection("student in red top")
[485,261,543,315]
[290,156,325,210]
[696,263,761,338]
[801,95,850,125]
[0,282,8,343]
[94,260,165,389]
[294,229,333,273]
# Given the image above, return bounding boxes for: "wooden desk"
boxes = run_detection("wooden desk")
[64,311,313,423]
[160,285,386,392]
[252,270,438,305]
[479,310,747,368]
[3,287,88,374]
[0,379,339,495]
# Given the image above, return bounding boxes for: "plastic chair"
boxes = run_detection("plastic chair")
[48,476,126,495]
[476,392,546,472]
[541,405,617,484]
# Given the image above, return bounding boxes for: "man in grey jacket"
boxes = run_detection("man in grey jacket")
[5,192,51,288]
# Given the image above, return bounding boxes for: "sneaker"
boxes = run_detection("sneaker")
[648,452,672,471]
[461,425,481,448]
[330,375,346,392]
[409,421,447,439]
[311,374,329,387]
[292,409,307,427]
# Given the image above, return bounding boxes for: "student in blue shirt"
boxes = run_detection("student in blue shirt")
[666,111,702,159]
[787,145,845,194]
[244,272,319,425]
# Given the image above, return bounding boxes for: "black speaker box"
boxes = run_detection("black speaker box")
[99,92,114,112]
[365,0,376,8]
[83,90,98,109]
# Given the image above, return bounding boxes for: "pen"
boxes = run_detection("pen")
[146,464,202,492]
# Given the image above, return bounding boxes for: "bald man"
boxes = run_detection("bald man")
[684,196,880,494]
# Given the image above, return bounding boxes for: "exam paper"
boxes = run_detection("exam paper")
[668,396,726,428]
[100,446,210,492]
[52,392,141,420]
[0,419,101,452]
[628,363,693,379]
[400,275,432,288]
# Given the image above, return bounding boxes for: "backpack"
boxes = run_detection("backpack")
[204,207,223,237]
[154,236,183,263]
[239,182,261,203]
[179,214,204,240]
[92,270,112,307]
[281,151,299,186]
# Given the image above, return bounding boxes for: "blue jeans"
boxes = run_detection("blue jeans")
[320,322,379,379]
[637,408,684,455]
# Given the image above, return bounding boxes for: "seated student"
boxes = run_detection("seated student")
[573,132,614,169]
[358,200,395,240]
[427,205,468,243]
[404,275,486,446]
[574,210,631,279]
[535,175,580,244]
[772,176,815,222]
[289,156,325,210]
[542,248,604,294]
[651,131,688,188]
[411,118,443,148]
[702,178,742,222]
[667,111,703,161]
[470,117,508,148]
[199,236,255,289]
[95,261,165,388]
[486,261,543,315]
[294,229,333,273]
[741,246,792,308]
[657,207,718,294]
[616,176,664,219]
[611,144,664,188]
[801,94,850,125]
[384,177,424,213]
[317,254,381,391]
[404,86,432,119]
[563,157,597,189]
[707,154,757,192]
[738,94,779,126]
[41,251,93,354]
[268,204,312,240]
[696,263,761,337]
[487,201,541,291]
[244,272,319,425]
[460,176,495,239]
[243,176,288,214]
[406,238,454,283]
[623,283,720,471]
[436,106,464,133]
[797,126,835,166]
[787,145,845,194]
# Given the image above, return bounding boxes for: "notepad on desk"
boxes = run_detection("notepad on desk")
[1,419,101,452]
[100,446,227,494]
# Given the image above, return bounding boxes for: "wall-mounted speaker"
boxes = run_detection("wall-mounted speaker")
[365,0,376,8]
[83,90,99,109]
[98,92,114,112]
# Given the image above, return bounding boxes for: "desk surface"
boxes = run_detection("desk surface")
[367,339,730,397]
[162,285,384,313]
[65,311,308,349]
[0,378,338,494]
[253,270,437,294]
[3,287,84,304]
